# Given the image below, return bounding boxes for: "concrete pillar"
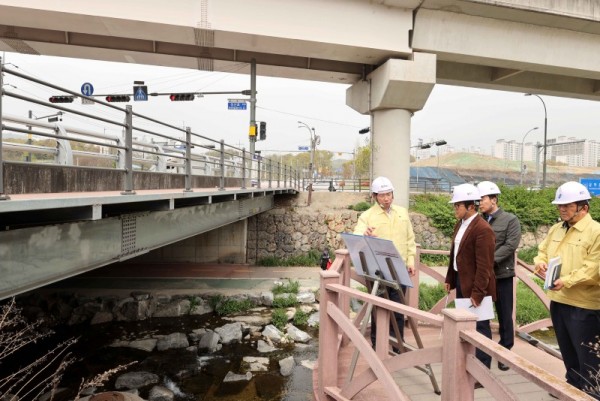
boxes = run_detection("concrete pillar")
[347,53,436,207]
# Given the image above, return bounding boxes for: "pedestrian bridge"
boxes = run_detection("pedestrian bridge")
[315,249,594,401]
[0,65,299,301]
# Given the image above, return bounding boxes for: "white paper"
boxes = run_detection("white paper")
[544,256,562,290]
[455,296,494,321]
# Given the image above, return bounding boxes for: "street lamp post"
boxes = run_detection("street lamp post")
[298,121,320,205]
[525,94,548,188]
[520,126,539,185]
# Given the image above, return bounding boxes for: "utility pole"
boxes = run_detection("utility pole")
[249,59,257,183]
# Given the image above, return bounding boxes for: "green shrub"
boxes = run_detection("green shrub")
[272,279,300,295]
[258,249,321,267]
[418,283,446,311]
[293,309,309,326]
[419,253,450,267]
[271,308,288,330]
[349,201,371,212]
[272,294,299,308]
[211,296,256,316]
[518,245,539,265]
[411,193,456,236]
[516,279,549,325]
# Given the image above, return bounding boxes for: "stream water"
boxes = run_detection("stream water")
[40,313,317,401]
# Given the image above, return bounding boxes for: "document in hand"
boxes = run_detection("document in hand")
[544,256,562,290]
[455,296,494,321]
[340,233,413,287]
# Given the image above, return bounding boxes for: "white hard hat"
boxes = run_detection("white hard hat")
[551,181,591,205]
[449,183,481,204]
[477,181,501,197]
[371,176,394,194]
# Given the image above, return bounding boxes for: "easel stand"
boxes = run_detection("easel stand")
[346,254,440,395]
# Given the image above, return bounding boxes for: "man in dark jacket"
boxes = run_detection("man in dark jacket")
[444,184,496,371]
[477,181,522,371]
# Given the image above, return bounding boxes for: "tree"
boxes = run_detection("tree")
[354,140,371,178]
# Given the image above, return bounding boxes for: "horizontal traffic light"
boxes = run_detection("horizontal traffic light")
[169,93,195,101]
[49,96,75,104]
[105,95,131,103]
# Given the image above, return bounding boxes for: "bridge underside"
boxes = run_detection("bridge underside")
[1,0,599,99]
[0,193,278,300]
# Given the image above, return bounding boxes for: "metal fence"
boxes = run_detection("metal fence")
[0,58,300,198]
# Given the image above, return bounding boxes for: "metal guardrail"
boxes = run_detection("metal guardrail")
[0,58,300,198]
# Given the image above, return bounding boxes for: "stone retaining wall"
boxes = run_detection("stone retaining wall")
[246,192,549,264]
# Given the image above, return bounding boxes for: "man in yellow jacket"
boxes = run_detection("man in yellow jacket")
[354,176,416,349]
[534,181,600,397]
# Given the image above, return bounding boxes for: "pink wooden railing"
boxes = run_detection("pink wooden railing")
[316,250,592,401]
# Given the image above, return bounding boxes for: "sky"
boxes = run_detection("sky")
[2,52,600,160]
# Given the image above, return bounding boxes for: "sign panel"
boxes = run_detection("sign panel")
[133,85,148,101]
[581,178,600,196]
[228,99,247,110]
[298,146,310,151]
[80,82,94,96]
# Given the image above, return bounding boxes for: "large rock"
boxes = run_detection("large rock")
[214,322,243,344]
[279,356,295,377]
[198,331,221,353]
[156,332,189,351]
[148,386,174,401]
[115,371,159,390]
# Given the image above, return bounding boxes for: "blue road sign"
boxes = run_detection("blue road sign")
[298,146,310,151]
[228,99,247,110]
[581,178,600,196]
[133,85,148,101]
[81,82,94,97]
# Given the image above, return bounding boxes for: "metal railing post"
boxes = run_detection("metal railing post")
[268,158,272,188]
[184,127,192,192]
[0,59,8,200]
[121,105,135,195]
[257,154,261,189]
[241,147,246,189]
[219,139,225,190]
[277,161,281,188]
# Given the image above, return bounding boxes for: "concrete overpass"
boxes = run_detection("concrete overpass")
[1,0,599,206]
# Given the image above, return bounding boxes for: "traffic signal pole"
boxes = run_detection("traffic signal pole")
[249,58,257,185]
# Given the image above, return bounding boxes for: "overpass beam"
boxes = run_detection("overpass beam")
[346,53,436,207]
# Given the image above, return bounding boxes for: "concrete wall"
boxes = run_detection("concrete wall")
[3,162,242,193]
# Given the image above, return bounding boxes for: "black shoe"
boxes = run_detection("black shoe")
[497,361,509,371]
[474,382,483,389]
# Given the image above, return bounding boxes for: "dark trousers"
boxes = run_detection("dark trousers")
[456,276,492,368]
[550,301,600,397]
[495,276,515,350]
[371,286,405,348]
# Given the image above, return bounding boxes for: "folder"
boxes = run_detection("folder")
[544,256,562,290]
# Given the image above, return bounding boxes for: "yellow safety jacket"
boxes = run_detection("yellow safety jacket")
[354,203,416,267]
[534,213,600,309]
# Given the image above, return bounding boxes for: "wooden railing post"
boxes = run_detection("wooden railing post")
[408,244,422,308]
[318,270,341,400]
[441,308,478,401]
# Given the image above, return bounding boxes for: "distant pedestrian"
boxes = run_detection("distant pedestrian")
[353,176,416,349]
[444,183,496,372]
[320,248,331,271]
[477,181,521,371]
[534,181,600,397]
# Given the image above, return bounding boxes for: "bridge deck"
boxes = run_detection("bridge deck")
[314,323,566,401]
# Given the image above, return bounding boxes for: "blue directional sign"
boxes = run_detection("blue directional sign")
[580,178,600,196]
[81,82,94,97]
[298,146,310,151]
[228,99,247,110]
[133,85,148,101]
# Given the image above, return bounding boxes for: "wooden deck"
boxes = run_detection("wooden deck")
[314,323,568,401]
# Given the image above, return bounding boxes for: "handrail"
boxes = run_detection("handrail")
[316,251,593,401]
[0,60,302,196]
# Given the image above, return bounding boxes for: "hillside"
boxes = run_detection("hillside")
[414,152,600,186]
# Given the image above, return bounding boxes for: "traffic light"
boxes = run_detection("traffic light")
[169,93,195,101]
[49,96,74,103]
[259,121,267,141]
[105,95,131,102]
